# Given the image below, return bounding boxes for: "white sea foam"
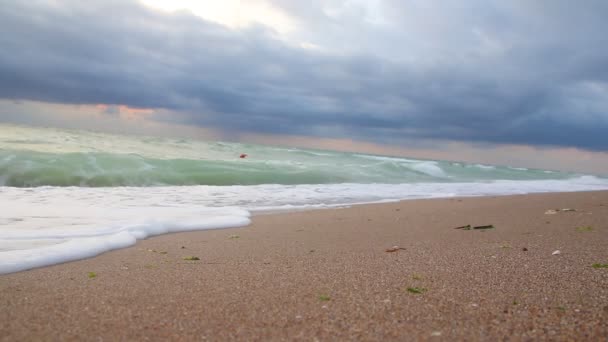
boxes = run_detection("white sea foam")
[353,154,421,163]
[353,154,447,177]
[473,164,496,170]
[2,176,608,274]
[0,196,250,274]
[408,161,447,178]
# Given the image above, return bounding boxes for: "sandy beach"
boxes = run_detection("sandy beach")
[1,191,607,341]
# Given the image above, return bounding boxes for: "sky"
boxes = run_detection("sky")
[0,0,607,174]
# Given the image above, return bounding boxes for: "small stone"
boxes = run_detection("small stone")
[552,250,561,255]
[385,246,405,252]
[430,331,442,337]
[522,247,528,251]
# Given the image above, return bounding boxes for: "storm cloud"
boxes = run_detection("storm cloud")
[1,0,608,150]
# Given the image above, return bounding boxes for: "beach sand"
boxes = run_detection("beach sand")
[1,191,608,341]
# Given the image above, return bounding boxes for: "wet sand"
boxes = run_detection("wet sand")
[1,191,608,341]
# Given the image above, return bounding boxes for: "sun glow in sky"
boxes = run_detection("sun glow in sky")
[140,0,295,33]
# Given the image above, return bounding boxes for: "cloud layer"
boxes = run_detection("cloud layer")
[1,0,607,150]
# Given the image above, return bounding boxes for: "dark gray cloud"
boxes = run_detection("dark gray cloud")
[1,0,608,150]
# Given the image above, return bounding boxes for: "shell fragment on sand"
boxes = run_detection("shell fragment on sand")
[545,208,576,215]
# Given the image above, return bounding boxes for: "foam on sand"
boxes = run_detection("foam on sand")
[2,176,608,274]
[0,205,250,274]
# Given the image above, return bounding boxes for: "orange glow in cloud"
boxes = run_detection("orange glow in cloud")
[94,104,155,120]
[117,105,155,120]
[118,105,154,115]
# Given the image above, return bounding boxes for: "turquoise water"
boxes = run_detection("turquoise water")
[0,124,575,187]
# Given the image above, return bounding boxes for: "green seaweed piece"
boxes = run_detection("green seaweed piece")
[318,294,331,301]
[229,235,240,239]
[592,263,608,269]
[144,264,157,269]
[87,272,97,279]
[454,225,471,230]
[183,256,200,261]
[406,287,427,294]
[473,225,495,230]
[576,226,593,232]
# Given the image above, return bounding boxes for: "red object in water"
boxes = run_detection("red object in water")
[239,154,248,159]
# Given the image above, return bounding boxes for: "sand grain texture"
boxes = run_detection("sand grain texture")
[2,191,608,341]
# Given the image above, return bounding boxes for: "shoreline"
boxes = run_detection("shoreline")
[249,189,608,216]
[2,190,608,340]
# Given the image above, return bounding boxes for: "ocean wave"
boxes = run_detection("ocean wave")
[0,147,582,187]
[0,124,585,187]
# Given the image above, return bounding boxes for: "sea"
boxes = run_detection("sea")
[2,123,608,274]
